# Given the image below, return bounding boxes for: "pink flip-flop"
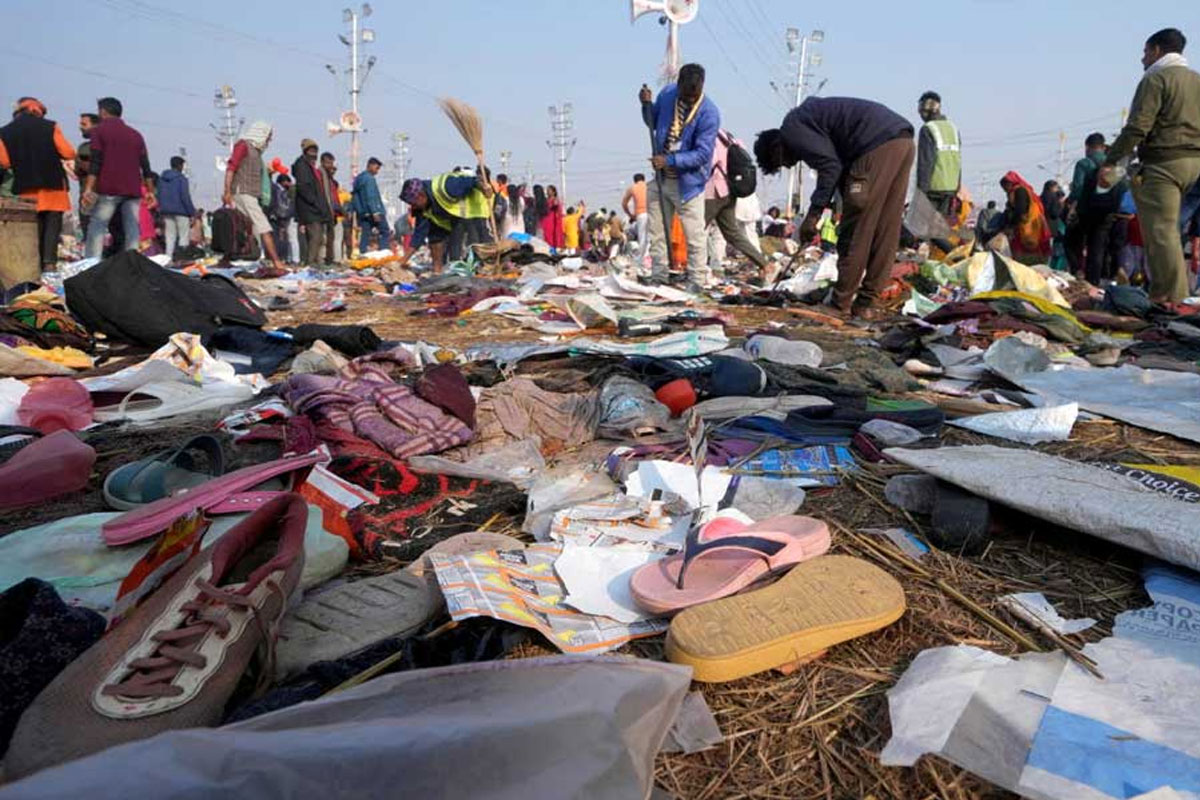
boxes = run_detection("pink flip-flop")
[629,515,831,616]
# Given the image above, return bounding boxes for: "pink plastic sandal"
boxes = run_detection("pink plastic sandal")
[629,515,831,615]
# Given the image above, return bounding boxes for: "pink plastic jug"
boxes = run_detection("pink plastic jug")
[16,378,94,433]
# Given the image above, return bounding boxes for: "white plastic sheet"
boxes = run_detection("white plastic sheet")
[948,403,1078,444]
[409,438,546,490]
[0,507,347,616]
[1010,364,1200,445]
[1000,592,1096,635]
[882,566,1200,800]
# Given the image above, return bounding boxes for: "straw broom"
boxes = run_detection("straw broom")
[437,97,501,266]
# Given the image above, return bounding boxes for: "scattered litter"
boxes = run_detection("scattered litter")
[430,543,668,653]
[1000,592,1096,635]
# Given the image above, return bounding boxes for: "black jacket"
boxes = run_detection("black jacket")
[0,113,66,194]
[291,155,331,225]
[780,97,913,210]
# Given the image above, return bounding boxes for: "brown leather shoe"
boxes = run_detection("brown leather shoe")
[6,494,308,779]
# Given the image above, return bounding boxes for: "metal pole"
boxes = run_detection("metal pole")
[791,34,808,217]
[560,145,568,207]
[390,132,410,213]
[350,9,360,180]
[548,103,574,205]
[1056,130,1066,185]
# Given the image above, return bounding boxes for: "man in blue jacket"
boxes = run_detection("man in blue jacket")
[157,155,195,260]
[352,156,389,253]
[639,63,720,290]
[755,97,914,319]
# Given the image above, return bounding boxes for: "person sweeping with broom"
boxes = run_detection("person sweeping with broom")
[395,169,494,273]
[393,98,502,273]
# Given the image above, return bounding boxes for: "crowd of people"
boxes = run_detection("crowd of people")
[0,27,1197,311]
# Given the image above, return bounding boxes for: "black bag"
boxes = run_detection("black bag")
[64,251,267,347]
[719,131,757,199]
[211,207,261,261]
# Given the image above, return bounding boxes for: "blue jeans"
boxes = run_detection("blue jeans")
[358,214,390,253]
[85,194,141,258]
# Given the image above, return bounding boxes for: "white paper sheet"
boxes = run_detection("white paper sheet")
[624,461,733,519]
[555,544,665,623]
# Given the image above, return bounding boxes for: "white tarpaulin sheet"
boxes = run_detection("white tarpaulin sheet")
[882,565,1200,800]
[885,445,1200,572]
[988,352,1200,445]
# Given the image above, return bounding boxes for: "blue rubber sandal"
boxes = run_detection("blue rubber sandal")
[102,434,226,511]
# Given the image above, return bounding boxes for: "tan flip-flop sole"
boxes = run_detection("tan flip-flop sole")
[665,555,906,683]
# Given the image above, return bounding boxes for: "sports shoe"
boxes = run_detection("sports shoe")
[5,493,308,779]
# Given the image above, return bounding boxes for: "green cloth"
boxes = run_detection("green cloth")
[1133,156,1200,301]
[867,398,937,412]
[986,297,1087,343]
[1108,65,1200,165]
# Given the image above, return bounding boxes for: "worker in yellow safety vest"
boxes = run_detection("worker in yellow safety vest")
[396,167,494,273]
[916,91,962,217]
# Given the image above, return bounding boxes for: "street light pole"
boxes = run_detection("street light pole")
[337,4,376,179]
[548,103,576,204]
[390,132,411,214]
[785,27,824,218]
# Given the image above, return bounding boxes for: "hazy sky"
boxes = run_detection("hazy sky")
[1,0,1192,211]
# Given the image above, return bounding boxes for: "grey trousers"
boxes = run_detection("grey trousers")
[648,177,706,281]
[705,195,768,268]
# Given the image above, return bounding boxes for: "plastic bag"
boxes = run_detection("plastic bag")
[6,656,694,800]
[597,376,672,438]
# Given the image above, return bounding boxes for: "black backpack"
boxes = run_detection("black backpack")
[211,207,261,261]
[64,251,267,347]
[719,131,757,199]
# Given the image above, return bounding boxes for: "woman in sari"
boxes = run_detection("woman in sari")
[1000,171,1051,263]
[541,184,564,249]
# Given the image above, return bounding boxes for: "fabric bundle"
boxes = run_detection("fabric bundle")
[284,356,474,461]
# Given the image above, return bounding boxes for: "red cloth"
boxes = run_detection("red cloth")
[1128,216,1144,248]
